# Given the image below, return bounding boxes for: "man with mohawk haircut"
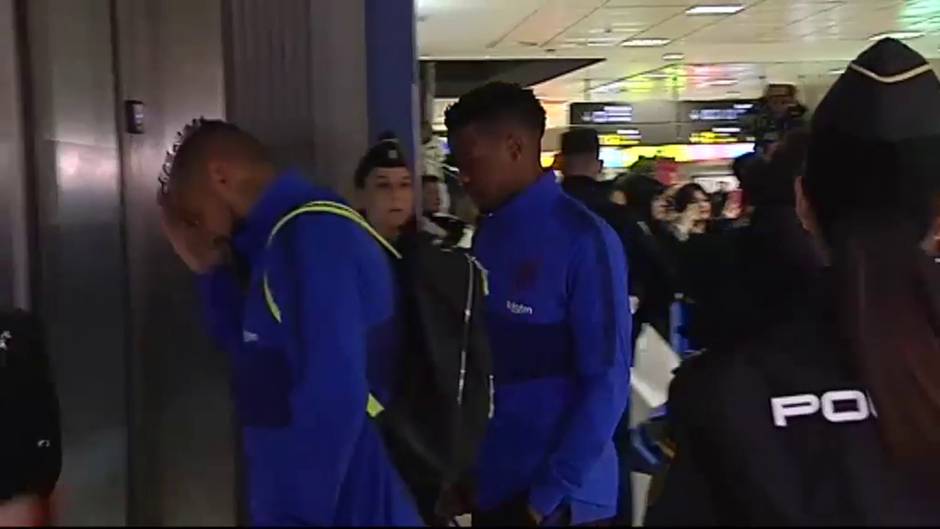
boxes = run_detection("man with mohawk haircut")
[157,119,420,526]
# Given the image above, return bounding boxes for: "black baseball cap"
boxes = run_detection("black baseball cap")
[354,133,408,188]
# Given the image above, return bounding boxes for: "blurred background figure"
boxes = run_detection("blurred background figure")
[421,174,447,215]
[671,183,713,240]
[558,128,610,208]
[421,174,473,248]
[743,83,808,159]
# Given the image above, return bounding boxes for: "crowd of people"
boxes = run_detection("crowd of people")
[5,37,940,527]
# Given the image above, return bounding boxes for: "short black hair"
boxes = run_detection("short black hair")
[444,82,546,137]
[422,174,443,185]
[354,135,409,189]
[561,128,600,158]
[160,119,267,194]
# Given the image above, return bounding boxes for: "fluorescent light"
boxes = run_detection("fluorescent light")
[712,127,742,133]
[662,52,685,61]
[868,31,924,40]
[621,38,671,47]
[585,36,621,47]
[827,68,846,75]
[710,78,738,86]
[617,129,641,135]
[686,4,744,15]
[645,73,672,79]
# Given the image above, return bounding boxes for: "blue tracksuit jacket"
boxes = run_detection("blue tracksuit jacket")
[473,173,631,524]
[198,171,421,526]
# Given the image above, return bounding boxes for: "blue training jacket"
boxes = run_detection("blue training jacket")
[473,173,631,525]
[197,171,421,526]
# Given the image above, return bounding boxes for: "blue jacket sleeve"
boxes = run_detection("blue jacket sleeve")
[198,265,246,354]
[529,227,632,517]
[263,215,370,525]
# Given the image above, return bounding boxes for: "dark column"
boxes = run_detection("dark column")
[0,0,29,309]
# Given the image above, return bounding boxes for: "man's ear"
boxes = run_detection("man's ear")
[506,131,524,162]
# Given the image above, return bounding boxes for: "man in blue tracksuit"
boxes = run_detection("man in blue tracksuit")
[157,119,421,526]
[446,84,631,526]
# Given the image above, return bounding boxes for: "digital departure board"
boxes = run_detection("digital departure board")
[569,102,634,125]
[683,100,755,122]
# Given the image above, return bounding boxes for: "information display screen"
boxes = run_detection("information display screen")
[682,100,754,122]
[570,102,634,125]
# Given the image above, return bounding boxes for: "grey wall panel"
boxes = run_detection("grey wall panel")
[0,0,29,309]
[224,0,369,198]
[112,0,234,525]
[23,0,127,524]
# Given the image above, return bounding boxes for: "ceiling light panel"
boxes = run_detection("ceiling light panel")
[685,4,745,16]
[621,38,671,47]
[868,30,925,40]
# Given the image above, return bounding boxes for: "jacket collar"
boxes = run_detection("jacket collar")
[232,168,321,259]
[487,171,559,223]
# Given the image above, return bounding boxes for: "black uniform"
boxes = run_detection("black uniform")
[646,293,940,525]
[647,38,940,526]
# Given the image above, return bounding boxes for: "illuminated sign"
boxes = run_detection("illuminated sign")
[690,128,744,144]
[570,102,634,125]
[684,101,754,122]
[569,143,755,168]
[599,129,642,146]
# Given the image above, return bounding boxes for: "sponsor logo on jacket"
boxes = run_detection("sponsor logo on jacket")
[506,300,534,316]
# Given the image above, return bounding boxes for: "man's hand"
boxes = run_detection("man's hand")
[159,205,225,274]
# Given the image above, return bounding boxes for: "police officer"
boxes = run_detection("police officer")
[354,135,415,243]
[647,39,940,525]
[158,120,421,526]
[446,82,630,526]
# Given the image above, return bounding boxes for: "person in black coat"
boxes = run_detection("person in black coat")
[646,38,940,525]
[559,129,676,342]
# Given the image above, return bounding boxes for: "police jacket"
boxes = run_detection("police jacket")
[198,171,420,526]
[646,287,940,526]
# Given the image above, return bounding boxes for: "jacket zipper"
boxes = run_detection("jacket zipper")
[456,255,474,406]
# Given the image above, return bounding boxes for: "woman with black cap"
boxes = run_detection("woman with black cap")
[646,38,940,525]
[354,134,415,243]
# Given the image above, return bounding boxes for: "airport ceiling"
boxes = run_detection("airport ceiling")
[417,0,940,101]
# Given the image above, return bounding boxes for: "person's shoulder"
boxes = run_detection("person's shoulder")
[277,207,390,263]
[671,316,832,415]
[554,191,619,243]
